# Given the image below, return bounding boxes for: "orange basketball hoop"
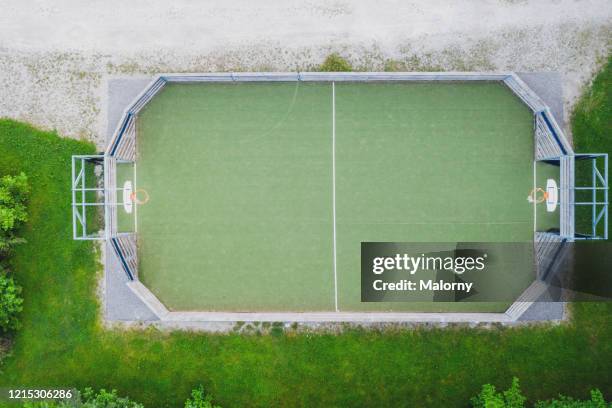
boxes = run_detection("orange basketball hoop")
[527,187,548,204]
[130,188,150,205]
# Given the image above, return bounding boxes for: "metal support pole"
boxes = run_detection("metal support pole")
[593,158,597,237]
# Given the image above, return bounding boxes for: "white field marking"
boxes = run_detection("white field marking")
[533,160,537,232]
[546,178,559,213]
[123,180,133,214]
[340,221,531,226]
[332,82,338,312]
[134,162,138,233]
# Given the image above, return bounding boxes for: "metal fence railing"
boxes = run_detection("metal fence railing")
[107,76,166,162]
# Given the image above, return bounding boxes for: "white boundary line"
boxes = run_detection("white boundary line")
[533,161,537,232]
[134,162,138,233]
[332,82,339,312]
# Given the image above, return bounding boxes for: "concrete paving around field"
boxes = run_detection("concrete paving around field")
[104,242,158,322]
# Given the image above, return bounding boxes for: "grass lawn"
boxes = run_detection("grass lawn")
[0,61,611,407]
[572,56,612,239]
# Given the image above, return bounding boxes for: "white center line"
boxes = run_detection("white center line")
[533,160,537,232]
[332,82,339,312]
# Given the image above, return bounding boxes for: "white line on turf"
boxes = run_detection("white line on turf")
[533,160,537,232]
[332,82,338,312]
[134,162,138,233]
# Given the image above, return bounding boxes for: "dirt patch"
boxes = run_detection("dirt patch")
[0,0,609,148]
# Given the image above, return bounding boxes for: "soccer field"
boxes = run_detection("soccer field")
[132,81,535,313]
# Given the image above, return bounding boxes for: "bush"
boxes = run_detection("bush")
[0,264,23,333]
[185,386,222,408]
[21,387,221,408]
[0,172,29,253]
[319,53,352,72]
[23,388,144,407]
[472,378,610,408]
[79,388,144,408]
[471,377,526,408]
[534,389,610,408]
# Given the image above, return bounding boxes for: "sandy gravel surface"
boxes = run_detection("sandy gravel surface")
[0,0,610,148]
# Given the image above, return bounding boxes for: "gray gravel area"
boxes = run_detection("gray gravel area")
[517,72,565,128]
[106,77,154,145]
[104,242,158,322]
[2,1,609,149]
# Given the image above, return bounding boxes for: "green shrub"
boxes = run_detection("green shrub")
[23,388,144,407]
[80,388,144,408]
[471,377,526,408]
[184,386,222,408]
[319,53,352,72]
[534,389,610,408]
[20,387,221,408]
[0,264,23,333]
[0,172,29,253]
[472,378,610,408]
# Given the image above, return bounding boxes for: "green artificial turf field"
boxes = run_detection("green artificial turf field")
[133,81,534,312]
